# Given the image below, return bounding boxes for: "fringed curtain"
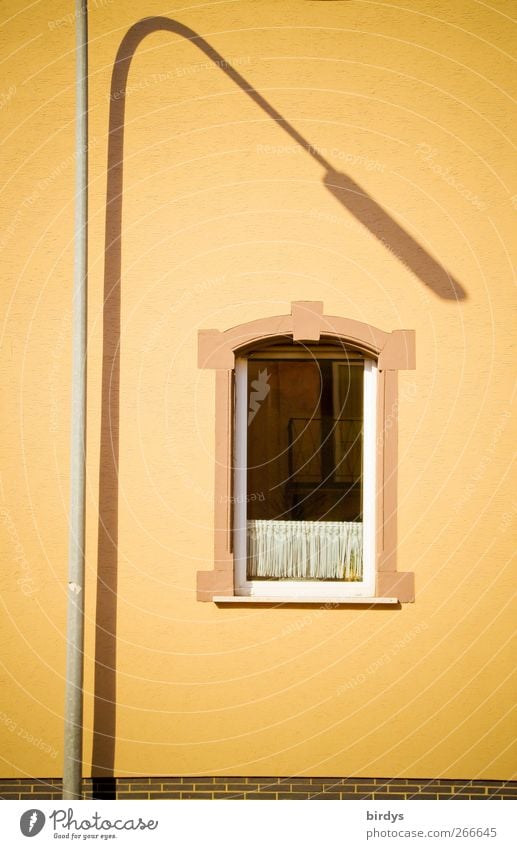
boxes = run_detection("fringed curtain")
[247,520,363,581]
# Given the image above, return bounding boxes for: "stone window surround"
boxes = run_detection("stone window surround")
[196,301,415,603]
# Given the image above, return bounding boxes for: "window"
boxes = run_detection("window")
[234,345,377,598]
[196,302,415,603]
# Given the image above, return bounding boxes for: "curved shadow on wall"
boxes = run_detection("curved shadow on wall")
[92,14,466,797]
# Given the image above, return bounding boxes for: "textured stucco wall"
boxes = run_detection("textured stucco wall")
[1,0,515,780]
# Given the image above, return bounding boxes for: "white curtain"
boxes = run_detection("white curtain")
[247,520,363,581]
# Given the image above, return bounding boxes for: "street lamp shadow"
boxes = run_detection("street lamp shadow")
[323,169,466,300]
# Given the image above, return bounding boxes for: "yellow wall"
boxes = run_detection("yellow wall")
[1,0,515,779]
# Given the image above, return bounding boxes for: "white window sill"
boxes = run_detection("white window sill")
[213,595,399,605]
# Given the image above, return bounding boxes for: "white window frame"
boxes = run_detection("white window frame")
[233,354,377,598]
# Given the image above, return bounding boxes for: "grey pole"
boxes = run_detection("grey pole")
[63,0,88,801]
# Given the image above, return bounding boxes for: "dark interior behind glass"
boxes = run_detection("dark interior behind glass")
[247,353,363,523]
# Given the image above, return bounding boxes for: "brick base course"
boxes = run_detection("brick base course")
[0,777,516,800]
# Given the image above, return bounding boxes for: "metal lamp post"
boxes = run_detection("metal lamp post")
[63,0,88,801]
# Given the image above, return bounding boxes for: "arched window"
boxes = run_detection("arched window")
[197,302,415,604]
[234,342,376,598]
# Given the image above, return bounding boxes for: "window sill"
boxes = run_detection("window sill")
[213,595,399,605]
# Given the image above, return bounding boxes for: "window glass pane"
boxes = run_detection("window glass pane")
[246,354,363,581]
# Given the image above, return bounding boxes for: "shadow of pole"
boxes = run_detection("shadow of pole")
[92,15,466,795]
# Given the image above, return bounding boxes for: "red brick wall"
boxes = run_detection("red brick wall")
[1,777,516,800]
